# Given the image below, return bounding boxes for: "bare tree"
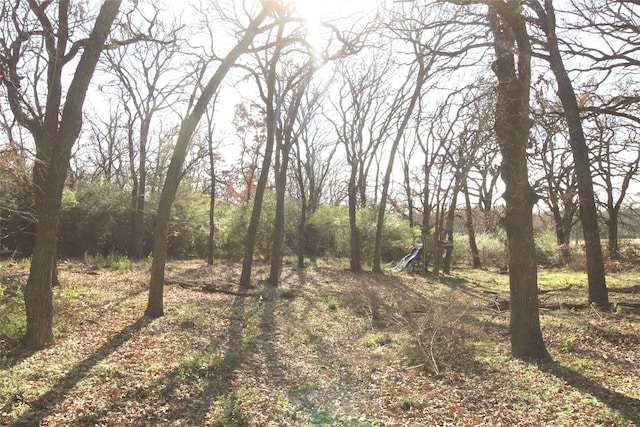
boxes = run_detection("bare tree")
[460,80,497,269]
[203,103,222,265]
[528,0,608,308]
[238,12,286,288]
[441,88,494,274]
[102,8,184,259]
[373,1,489,273]
[328,46,398,272]
[530,84,578,264]
[0,0,124,349]
[292,93,339,266]
[269,63,314,285]
[231,101,267,202]
[146,2,272,316]
[488,0,548,359]
[414,95,460,275]
[589,113,640,259]
[372,38,426,274]
[85,105,129,187]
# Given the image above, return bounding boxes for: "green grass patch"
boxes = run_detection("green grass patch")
[84,251,132,271]
[360,331,393,348]
[537,270,587,290]
[0,279,25,348]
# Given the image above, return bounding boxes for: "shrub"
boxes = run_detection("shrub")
[214,194,291,261]
[59,182,131,256]
[0,273,26,349]
[169,190,210,258]
[307,204,350,258]
[84,251,132,271]
[215,202,250,259]
[377,210,414,262]
[451,233,471,266]
[534,229,563,267]
[476,232,507,268]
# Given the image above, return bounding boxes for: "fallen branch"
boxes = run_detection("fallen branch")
[166,280,261,297]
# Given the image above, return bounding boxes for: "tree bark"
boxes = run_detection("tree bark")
[463,181,482,269]
[348,161,362,272]
[146,7,270,315]
[530,0,608,308]
[489,1,548,360]
[239,19,284,289]
[23,0,123,349]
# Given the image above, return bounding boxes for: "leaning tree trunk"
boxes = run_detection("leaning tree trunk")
[489,1,548,360]
[239,20,284,289]
[373,58,425,273]
[146,8,270,315]
[531,0,608,308]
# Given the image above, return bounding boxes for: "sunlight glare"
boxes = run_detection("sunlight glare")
[292,0,376,19]
[290,0,378,68]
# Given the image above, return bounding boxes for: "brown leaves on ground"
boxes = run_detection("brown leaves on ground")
[1,260,639,426]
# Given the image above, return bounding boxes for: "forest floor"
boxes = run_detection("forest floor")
[1,258,639,426]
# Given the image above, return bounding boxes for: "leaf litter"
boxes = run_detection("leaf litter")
[0,260,638,426]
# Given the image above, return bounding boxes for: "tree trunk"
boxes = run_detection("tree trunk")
[607,211,619,259]
[294,141,307,268]
[348,162,361,272]
[269,150,288,285]
[239,20,284,288]
[23,0,123,350]
[269,74,310,285]
[464,182,482,269]
[131,118,149,260]
[531,0,608,308]
[207,151,216,266]
[422,158,432,276]
[147,8,270,314]
[24,201,58,349]
[442,187,459,275]
[489,1,548,360]
[297,195,307,269]
[432,214,444,276]
[373,59,425,273]
[403,161,415,228]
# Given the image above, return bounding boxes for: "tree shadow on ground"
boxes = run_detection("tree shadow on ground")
[11,316,152,426]
[132,291,253,426]
[138,277,337,425]
[538,360,640,425]
[0,348,35,372]
[269,271,388,422]
[434,272,505,303]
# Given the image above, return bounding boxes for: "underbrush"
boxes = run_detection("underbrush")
[83,251,134,271]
